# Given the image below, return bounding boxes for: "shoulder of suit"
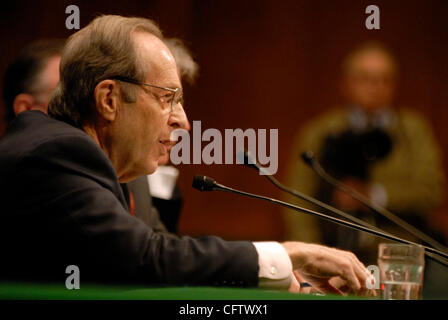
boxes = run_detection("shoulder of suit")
[307,107,348,128]
[294,107,348,144]
[6,110,96,150]
[395,107,434,132]
[0,110,105,165]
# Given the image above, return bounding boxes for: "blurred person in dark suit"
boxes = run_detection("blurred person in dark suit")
[284,42,446,264]
[0,15,372,294]
[2,39,63,127]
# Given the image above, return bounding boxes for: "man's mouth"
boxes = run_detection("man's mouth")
[159,140,176,152]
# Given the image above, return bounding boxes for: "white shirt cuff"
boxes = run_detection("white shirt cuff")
[253,241,293,290]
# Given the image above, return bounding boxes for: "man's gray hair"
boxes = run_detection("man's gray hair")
[48,15,164,126]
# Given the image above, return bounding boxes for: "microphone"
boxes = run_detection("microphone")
[301,150,314,167]
[301,150,448,254]
[192,175,217,191]
[237,149,448,263]
[192,174,448,264]
[237,149,387,233]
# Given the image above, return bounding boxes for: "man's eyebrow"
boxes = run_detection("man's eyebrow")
[163,83,182,90]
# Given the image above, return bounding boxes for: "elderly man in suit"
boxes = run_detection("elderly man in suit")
[2,37,195,237]
[0,15,371,294]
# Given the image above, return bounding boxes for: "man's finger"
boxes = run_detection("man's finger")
[347,253,370,289]
[338,250,370,291]
[314,280,344,296]
[339,263,362,292]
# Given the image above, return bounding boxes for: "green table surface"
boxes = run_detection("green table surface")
[0,282,362,300]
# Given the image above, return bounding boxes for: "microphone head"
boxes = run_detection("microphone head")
[236,149,259,170]
[301,151,315,166]
[192,175,216,191]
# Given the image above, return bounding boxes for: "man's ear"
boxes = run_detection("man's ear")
[94,80,121,122]
[13,93,36,116]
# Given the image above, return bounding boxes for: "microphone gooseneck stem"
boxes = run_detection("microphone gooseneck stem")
[248,151,402,246]
[309,156,448,254]
[211,181,448,265]
[261,170,392,235]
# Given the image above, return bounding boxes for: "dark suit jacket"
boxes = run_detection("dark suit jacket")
[122,177,178,238]
[0,111,258,287]
[151,184,183,234]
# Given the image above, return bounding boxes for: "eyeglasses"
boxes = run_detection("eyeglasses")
[111,75,183,113]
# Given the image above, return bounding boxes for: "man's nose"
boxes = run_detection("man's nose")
[168,105,190,131]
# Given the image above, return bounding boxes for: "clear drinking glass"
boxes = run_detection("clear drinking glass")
[377,243,425,300]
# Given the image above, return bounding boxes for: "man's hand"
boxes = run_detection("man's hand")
[288,271,313,294]
[282,242,372,295]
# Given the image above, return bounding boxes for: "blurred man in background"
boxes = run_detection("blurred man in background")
[284,42,446,264]
[3,39,63,127]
